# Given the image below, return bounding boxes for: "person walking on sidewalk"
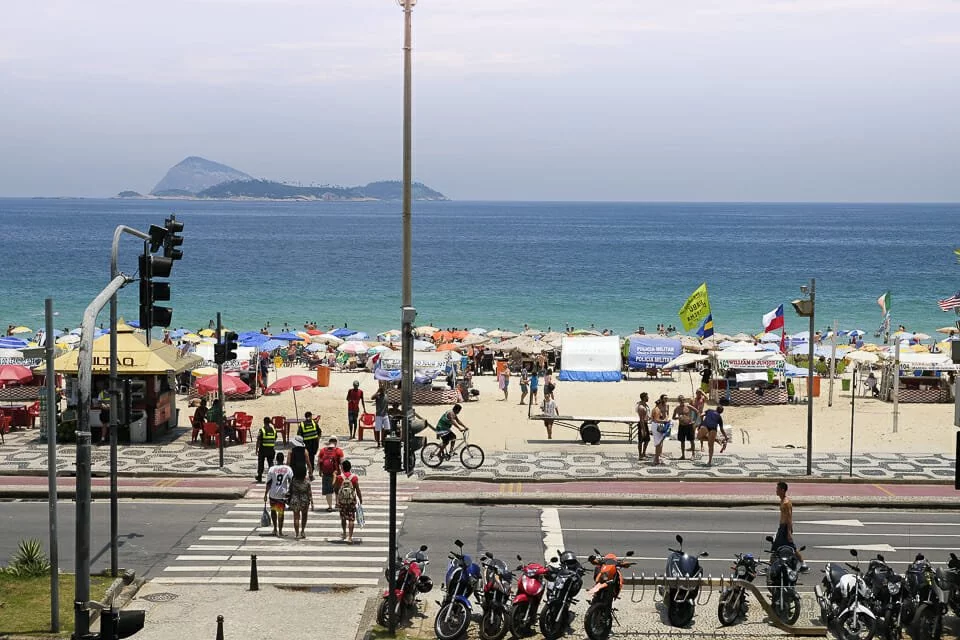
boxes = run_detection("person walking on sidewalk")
[346,381,366,439]
[255,416,277,483]
[636,392,650,459]
[334,460,363,544]
[287,436,313,539]
[371,383,389,448]
[773,481,808,572]
[263,453,292,537]
[698,405,728,467]
[541,392,558,439]
[297,411,321,480]
[318,437,344,512]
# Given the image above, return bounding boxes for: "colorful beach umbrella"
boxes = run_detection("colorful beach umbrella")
[0,364,33,386]
[345,332,370,341]
[265,374,319,418]
[436,343,462,352]
[337,341,368,354]
[195,373,249,396]
[311,334,343,346]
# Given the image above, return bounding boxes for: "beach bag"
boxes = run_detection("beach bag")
[337,474,357,507]
[355,502,365,528]
[260,505,271,528]
[656,421,672,436]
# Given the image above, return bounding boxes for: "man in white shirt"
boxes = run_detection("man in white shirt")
[263,452,293,537]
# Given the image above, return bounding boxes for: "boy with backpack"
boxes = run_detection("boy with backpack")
[317,437,344,512]
[334,460,363,544]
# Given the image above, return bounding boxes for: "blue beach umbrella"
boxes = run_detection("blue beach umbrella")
[127,320,140,328]
[331,328,357,338]
[0,337,29,349]
[345,332,369,341]
[239,334,269,347]
[257,339,287,352]
[272,332,301,341]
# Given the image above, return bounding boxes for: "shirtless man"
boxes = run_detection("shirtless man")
[672,395,697,460]
[773,481,808,571]
[636,392,650,459]
[650,395,669,466]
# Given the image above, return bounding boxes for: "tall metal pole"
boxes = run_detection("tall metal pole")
[893,340,901,434]
[75,274,127,639]
[44,298,60,633]
[217,312,225,468]
[849,367,856,477]
[828,319,837,407]
[806,278,815,476]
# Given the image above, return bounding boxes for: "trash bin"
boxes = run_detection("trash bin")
[811,376,821,397]
[841,378,851,391]
[316,365,331,387]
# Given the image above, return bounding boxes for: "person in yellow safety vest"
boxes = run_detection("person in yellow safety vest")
[256,416,277,483]
[297,411,321,481]
[97,388,111,445]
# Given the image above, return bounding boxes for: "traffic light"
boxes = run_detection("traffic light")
[223,331,238,362]
[162,215,184,261]
[125,379,146,426]
[383,435,403,473]
[403,414,428,476]
[138,254,173,335]
[147,224,167,253]
[99,606,145,639]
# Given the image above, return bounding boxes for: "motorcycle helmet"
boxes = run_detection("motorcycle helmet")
[560,550,579,570]
[417,575,433,593]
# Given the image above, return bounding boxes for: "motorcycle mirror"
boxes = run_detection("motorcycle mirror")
[850,549,859,558]
[485,551,493,559]
[626,551,635,557]
[877,554,884,561]
[699,552,709,558]
[765,535,774,543]
[676,534,684,546]
[594,548,601,556]
[517,554,523,562]
[455,539,464,548]
[798,546,806,552]
[420,545,428,552]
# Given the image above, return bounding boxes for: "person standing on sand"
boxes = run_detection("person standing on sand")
[371,383,389,447]
[519,367,529,405]
[499,367,510,401]
[672,395,697,460]
[346,381,366,439]
[544,369,556,399]
[529,368,540,405]
[541,392,558,439]
[636,392,650,458]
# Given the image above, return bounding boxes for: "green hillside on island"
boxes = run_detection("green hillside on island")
[197,179,447,201]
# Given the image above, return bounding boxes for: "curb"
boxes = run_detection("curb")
[422,474,955,486]
[0,486,249,500]
[410,492,960,510]
[0,469,249,479]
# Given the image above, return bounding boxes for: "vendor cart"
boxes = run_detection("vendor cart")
[527,411,638,444]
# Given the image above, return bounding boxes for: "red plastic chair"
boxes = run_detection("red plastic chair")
[0,415,11,444]
[357,412,375,441]
[272,416,288,444]
[26,402,41,428]
[202,422,221,448]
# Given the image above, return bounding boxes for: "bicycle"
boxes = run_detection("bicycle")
[420,429,485,469]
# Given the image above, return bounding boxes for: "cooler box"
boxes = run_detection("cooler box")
[316,365,331,387]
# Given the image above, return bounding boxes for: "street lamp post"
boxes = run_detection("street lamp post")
[791,278,816,476]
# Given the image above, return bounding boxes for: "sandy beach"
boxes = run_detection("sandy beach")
[179,366,957,458]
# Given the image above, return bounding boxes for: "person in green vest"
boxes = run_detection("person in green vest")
[297,411,321,480]
[255,416,277,483]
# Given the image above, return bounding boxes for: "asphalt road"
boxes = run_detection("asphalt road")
[0,498,224,577]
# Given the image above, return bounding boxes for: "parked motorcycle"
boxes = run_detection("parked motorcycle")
[539,550,585,640]
[378,544,432,627]
[478,551,514,640]
[663,534,709,628]
[717,552,759,626]
[902,553,945,640]
[764,535,805,625]
[935,552,960,617]
[864,554,906,640]
[434,539,482,640]
[583,549,634,640]
[509,554,552,638]
[815,548,877,640]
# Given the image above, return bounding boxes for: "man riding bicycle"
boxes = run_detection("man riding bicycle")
[436,403,468,459]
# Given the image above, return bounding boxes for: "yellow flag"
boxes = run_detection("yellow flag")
[678,283,712,331]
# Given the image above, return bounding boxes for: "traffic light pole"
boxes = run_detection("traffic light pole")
[217,312,225,469]
[44,298,60,634]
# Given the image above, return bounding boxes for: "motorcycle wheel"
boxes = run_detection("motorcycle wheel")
[479,608,509,640]
[773,593,801,625]
[667,601,695,628]
[584,603,613,640]
[376,597,403,628]
[421,443,444,469]
[509,602,531,638]
[434,601,470,640]
[917,609,942,640]
[717,589,740,626]
[539,601,567,640]
[838,609,876,640]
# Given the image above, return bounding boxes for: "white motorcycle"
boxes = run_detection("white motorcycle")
[814,548,877,640]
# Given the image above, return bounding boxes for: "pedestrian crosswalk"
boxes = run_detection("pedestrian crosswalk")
[153,479,416,587]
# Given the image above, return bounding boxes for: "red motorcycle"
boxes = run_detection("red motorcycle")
[510,554,553,637]
[377,544,432,627]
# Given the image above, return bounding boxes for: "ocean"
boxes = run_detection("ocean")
[1,198,958,338]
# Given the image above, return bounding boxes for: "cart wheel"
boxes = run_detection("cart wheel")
[580,422,601,444]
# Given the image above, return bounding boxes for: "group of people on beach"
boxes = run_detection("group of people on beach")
[634,390,729,467]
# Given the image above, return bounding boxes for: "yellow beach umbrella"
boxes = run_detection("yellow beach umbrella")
[10,326,31,334]
[198,329,216,337]
[181,333,202,343]
[191,366,219,377]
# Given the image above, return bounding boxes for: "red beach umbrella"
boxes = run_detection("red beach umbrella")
[196,374,250,396]
[0,364,33,387]
[265,374,318,418]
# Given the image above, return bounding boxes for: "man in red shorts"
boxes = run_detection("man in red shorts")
[263,452,292,537]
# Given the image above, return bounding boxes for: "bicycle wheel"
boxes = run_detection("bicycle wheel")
[460,444,485,469]
[420,442,444,468]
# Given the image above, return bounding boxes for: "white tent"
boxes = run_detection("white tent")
[558,336,622,382]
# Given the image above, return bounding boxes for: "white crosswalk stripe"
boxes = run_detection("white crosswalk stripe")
[161,479,417,586]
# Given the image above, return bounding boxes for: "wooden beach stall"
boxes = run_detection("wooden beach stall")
[377,350,460,405]
[709,348,788,405]
[879,351,958,403]
[43,324,202,442]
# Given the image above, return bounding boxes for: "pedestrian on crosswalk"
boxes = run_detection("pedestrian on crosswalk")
[297,411,321,480]
[318,437,344,512]
[287,436,313,539]
[263,452,292,537]
[255,416,277,483]
[334,460,363,544]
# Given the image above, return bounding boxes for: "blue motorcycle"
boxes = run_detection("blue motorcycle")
[434,539,482,640]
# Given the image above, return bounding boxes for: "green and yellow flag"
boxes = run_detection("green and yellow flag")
[678,283,712,332]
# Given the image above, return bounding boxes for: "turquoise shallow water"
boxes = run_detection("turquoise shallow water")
[0,198,958,337]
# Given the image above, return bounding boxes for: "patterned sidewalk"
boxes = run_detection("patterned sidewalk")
[0,428,954,482]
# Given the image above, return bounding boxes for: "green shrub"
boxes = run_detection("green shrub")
[1,539,51,577]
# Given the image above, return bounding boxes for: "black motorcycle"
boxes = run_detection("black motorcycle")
[902,554,945,640]
[539,550,584,640]
[814,548,876,640]
[478,552,513,640]
[764,535,805,625]
[663,534,708,628]
[864,554,906,640]
[717,552,758,626]
[936,552,960,617]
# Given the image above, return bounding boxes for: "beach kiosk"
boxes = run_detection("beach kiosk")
[880,351,958,403]
[377,351,459,404]
[43,324,202,442]
[558,336,622,382]
[710,349,788,405]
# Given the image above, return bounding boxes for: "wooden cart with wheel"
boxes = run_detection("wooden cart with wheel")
[527,413,639,445]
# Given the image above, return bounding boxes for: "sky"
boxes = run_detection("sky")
[1,0,958,201]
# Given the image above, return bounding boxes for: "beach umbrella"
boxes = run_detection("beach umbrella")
[0,337,29,350]
[460,334,490,347]
[10,326,31,334]
[266,374,318,418]
[912,332,932,341]
[191,366,219,377]
[521,329,542,337]
[860,343,881,352]
[196,373,249,395]
[198,329,216,337]
[436,343,462,352]
[758,332,781,343]
[367,344,393,356]
[433,330,455,343]
[377,330,401,341]
[730,332,754,342]
[311,334,344,347]
[936,327,960,335]
[181,333,202,343]
[0,349,24,358]
[910,344,930,353]
[272,332,301,341]
[469,328,487,335]
[56,334,81,345]
[413,339,436,351]
[846,329,865,338]
[239,334,269,348]
[331,327,357,338]
[258,339,287,352]
[0,364,33,386]
[306,329,322,336]
[346,332,370,341]
[337,341,368,354]
[305,343,327,353]
[845,350,879,364]
[663,353,709,369]
[414,326,438,337]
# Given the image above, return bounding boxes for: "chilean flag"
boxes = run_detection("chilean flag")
[763,304,785,332]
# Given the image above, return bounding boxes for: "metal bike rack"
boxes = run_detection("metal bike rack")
[623,575,827,636]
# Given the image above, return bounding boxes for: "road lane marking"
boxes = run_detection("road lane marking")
[199,535,389,542]
[163,565,381,573]
[207,527,389,534]
[541,508,566,564]
[175,554,387,562]
[815,544,898,553]
[561,529,960,537]
[188,544,389,552]
[798,520,864,527]
[152,577,379,586]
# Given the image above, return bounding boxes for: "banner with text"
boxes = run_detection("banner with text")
[627,338,682,370]
[678,282,712,332]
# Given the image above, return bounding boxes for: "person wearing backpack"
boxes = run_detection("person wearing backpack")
[334,459,362,544]
[318,437,344,512]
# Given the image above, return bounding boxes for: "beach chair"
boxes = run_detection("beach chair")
[0,415,11,444]
[202,422,221,447]
[26,402,40,428]
[272,416,288,444]
[357,412,376,441]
